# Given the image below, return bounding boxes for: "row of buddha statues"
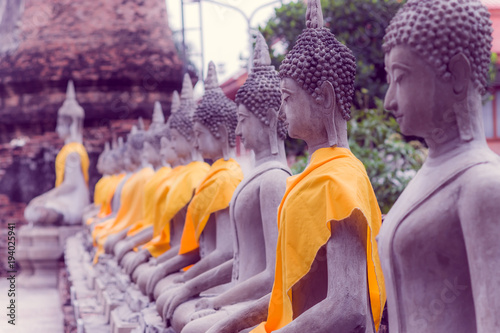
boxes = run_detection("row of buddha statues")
[25,0,500,332]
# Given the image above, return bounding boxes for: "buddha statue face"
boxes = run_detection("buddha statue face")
[235,104,269,151]
[142,141,160,167]
[160,137,177,166]
[383,0,492,143]
[193,121,226,160]
[170,128,194,161]
[56,115,72,141]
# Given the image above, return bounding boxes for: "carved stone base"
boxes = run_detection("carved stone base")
[18,225,83,288]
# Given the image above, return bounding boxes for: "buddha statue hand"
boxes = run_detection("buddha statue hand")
[195,297,218,311]
[162,285,193,321]
[146,262,175,297]
[115,239,135,263]
[190,308,217,322]
[126,249,150,275]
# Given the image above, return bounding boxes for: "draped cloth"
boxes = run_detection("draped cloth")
[92,167,155,263]
[93,175,110,207]
[126,166,172,237]
[178,158,243,255]
[143,161,210,257]
[97,173,126,218]
[55,142,90,187]
[252,147,386,332]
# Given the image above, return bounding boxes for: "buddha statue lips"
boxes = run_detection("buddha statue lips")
[379,1,500,333]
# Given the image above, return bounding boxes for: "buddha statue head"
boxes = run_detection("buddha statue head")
[169,73,199,164]
[383,0,492,145]
[56,80,85,144]
[97,141,111,175]
[193,61,238,160]
[125,120,147,171]
[235,32,287,155]
[143,102,166,169]
[159,91,181,167]
[279,0,356,150]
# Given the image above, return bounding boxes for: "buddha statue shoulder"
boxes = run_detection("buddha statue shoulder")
[378,1,500,332]
[24,80,90,226]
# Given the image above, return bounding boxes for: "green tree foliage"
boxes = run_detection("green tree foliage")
[260,0,404,109]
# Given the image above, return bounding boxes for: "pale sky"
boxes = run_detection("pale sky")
[165,0,292,96]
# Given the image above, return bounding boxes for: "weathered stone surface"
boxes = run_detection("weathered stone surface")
[0,0,184,143]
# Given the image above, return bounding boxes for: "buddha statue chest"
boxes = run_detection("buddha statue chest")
[382,172,476,333]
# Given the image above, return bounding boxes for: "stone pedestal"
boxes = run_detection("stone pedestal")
[18,225,83,288]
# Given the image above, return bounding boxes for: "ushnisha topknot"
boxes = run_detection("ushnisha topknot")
[169,74,196,141]
[146,102,166,151]
[193,61,238,147]
[383,0,493,95]
[279,0,356,120]
[235,32,287,140]
[58,80,85,119]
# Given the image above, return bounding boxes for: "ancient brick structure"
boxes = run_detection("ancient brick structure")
[0,0,185,226]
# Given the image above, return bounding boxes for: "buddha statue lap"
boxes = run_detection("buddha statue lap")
[162,33,292,333]
[378,1,500,332]
[236,2,385,332]
[24,81,90,226]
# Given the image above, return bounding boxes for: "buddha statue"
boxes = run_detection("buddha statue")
[378,1,500,332]
[141,63,243,305]
[92,122,155,263]
[24,80,90,226]
[237,1,384,332]
[126,75,210,280]
[108,102,173,261]
[161,33,292,333]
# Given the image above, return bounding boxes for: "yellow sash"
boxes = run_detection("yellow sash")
[178,158,243,255]
[252,147,386,332]
[55,142,90,187]
[143,161,210,257]
[92,167,155,263]
[93,175,110,206]
[127,166,172,236]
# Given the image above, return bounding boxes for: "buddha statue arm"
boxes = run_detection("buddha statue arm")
[460,175,500,332]
[156,244,182,263]
[145,250,201,296]
[179,209,234,282]
[210,174,284,308]
[275,214,369,333]
[162,259,234,320]
[205,293,271,333]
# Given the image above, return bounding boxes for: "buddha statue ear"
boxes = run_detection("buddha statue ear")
[218,123,231,160]
[449,53,474,142]
[319,81,338,147]
[267,108,279,155]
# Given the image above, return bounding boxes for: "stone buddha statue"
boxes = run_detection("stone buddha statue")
[161,33,292,333]
[24,80,90,226]
[141,63,243,304]
[126,75,210,281]
[242,1,385,332]
[92,123,155,263]
[378,1,500,332]
[107,102,172,260]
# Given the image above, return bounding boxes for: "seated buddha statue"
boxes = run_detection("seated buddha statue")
[140,63,244,306]
[92,123,155,263]
[106,102,172,259]
[378,1,500,332]
[242,1,385,332]
[124,75,210,280]
[161,33,292,333]
[24,80,90,226]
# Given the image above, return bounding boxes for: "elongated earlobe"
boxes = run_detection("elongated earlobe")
[267,108,279,155]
